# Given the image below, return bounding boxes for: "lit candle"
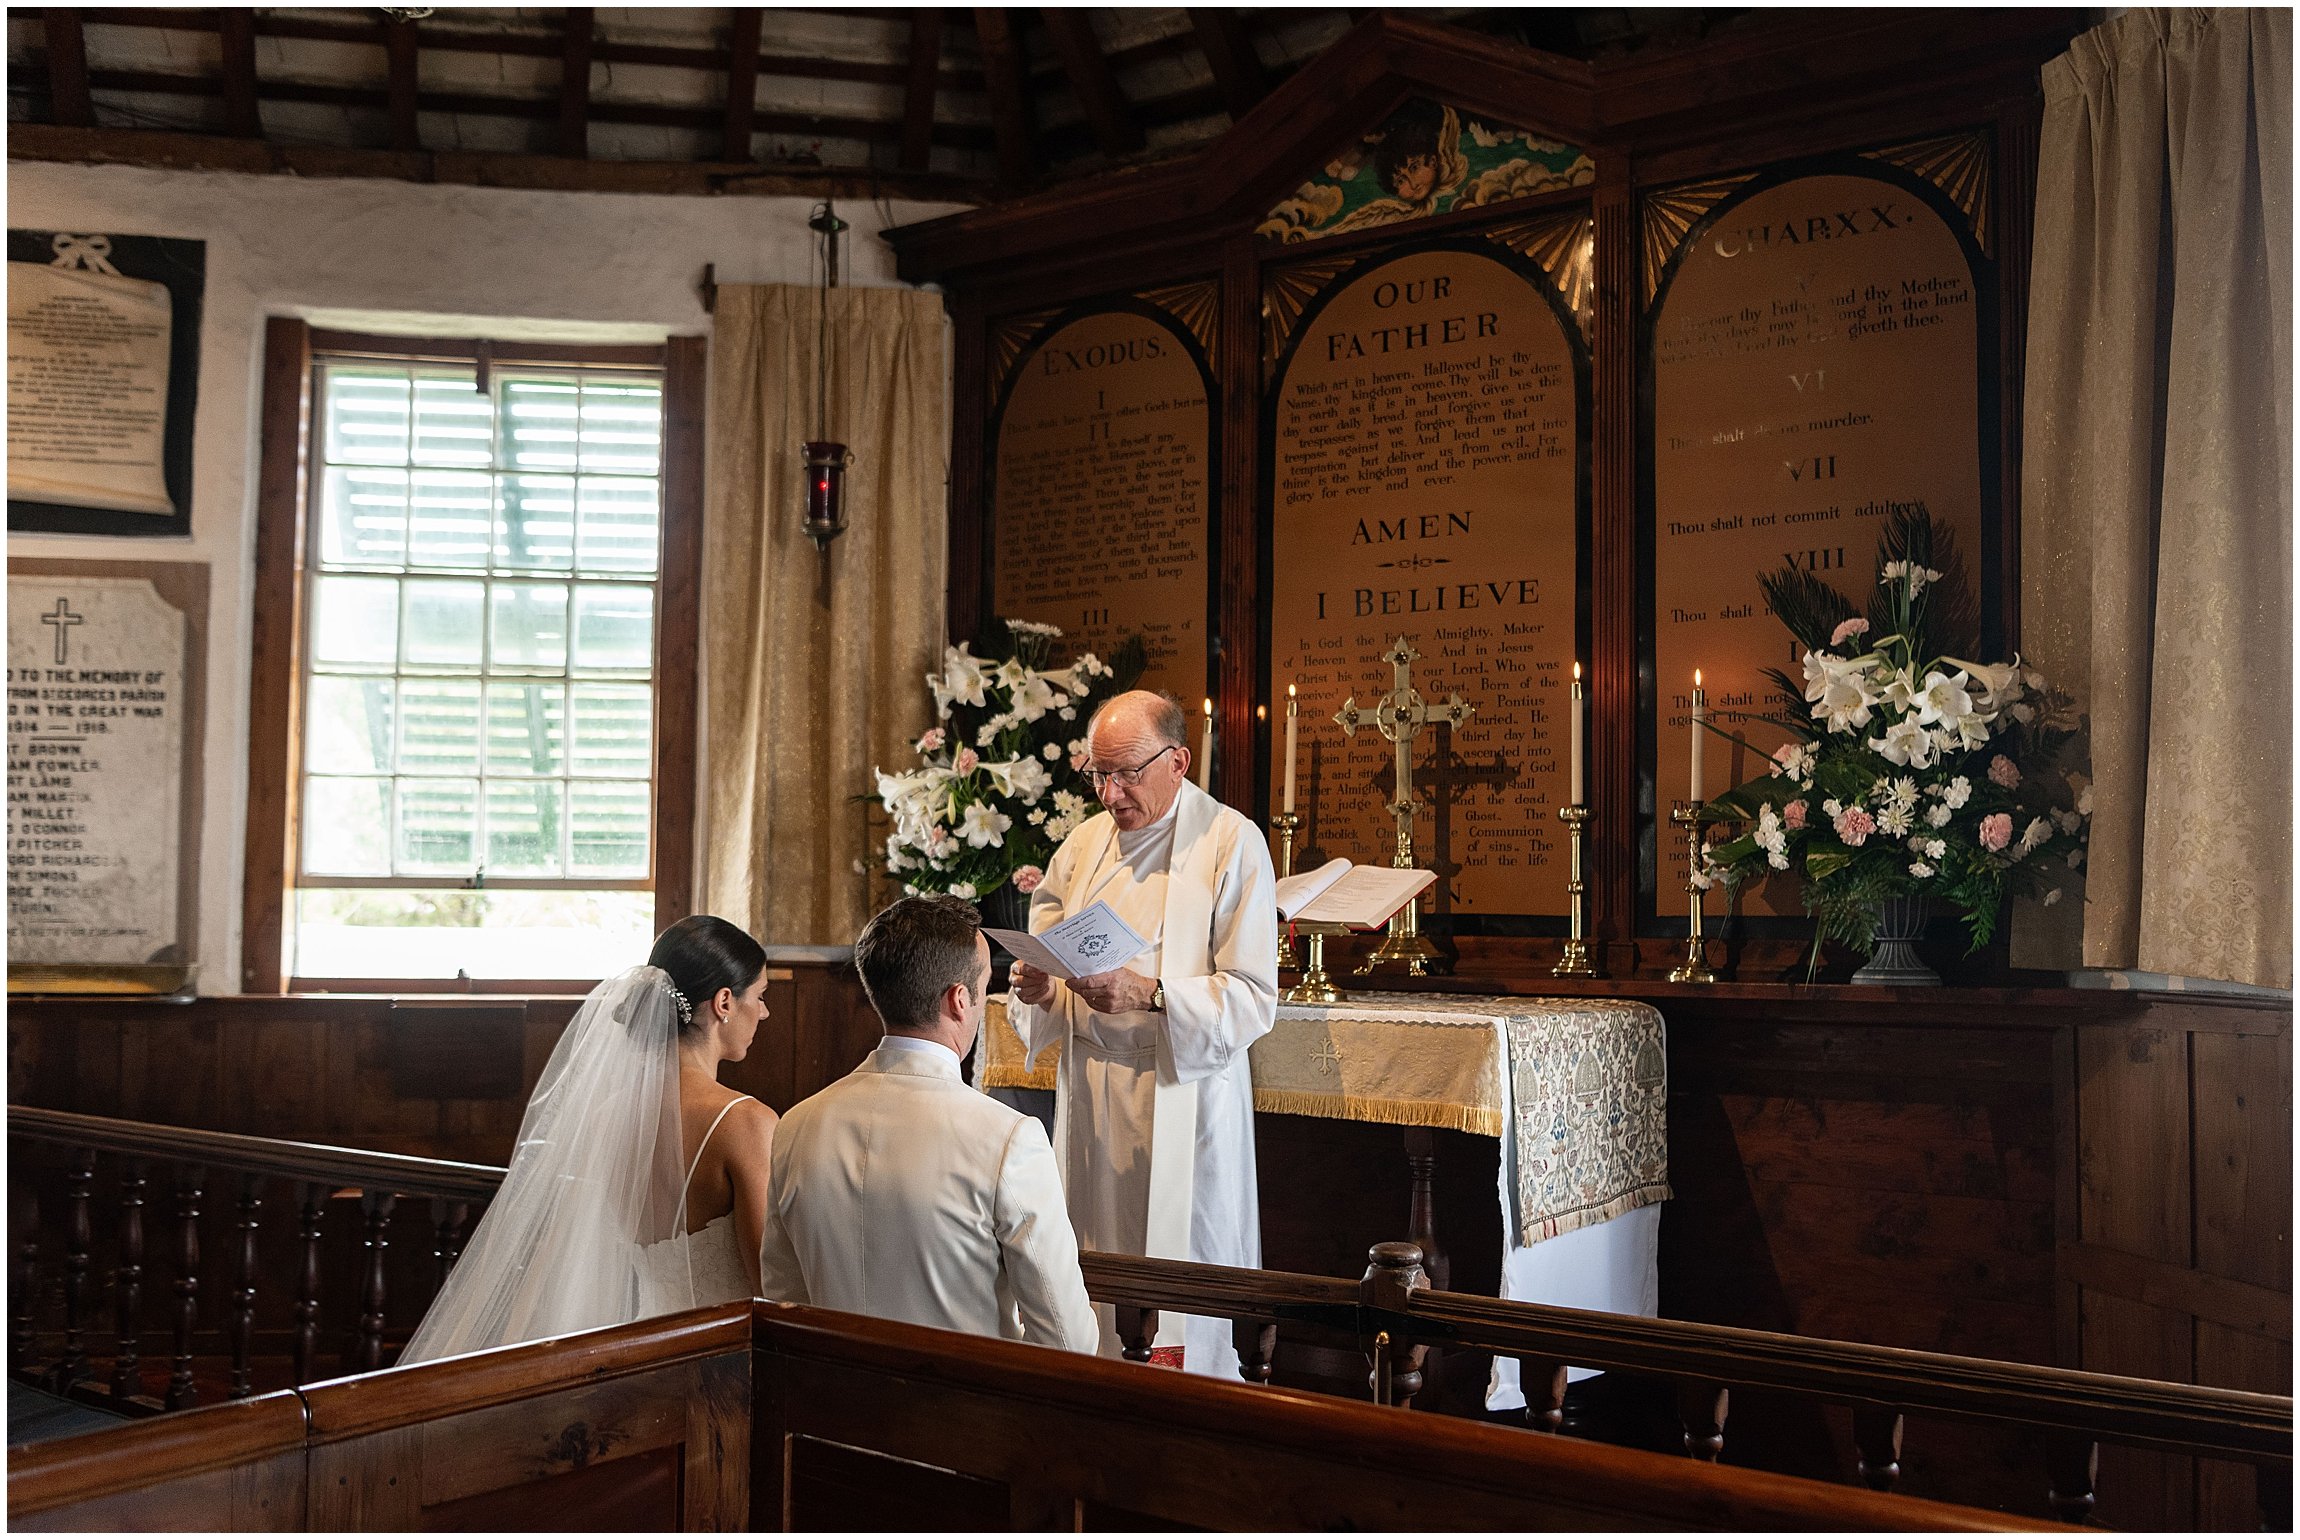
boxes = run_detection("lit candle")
[1689,669,1706,801]
[1283,683,1299,814]
[1570,662,1585,807]
[1198,697,1215,790]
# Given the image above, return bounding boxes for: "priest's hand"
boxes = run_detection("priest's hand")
[1010,961,1056,1007]
[1068,969,1158,1016]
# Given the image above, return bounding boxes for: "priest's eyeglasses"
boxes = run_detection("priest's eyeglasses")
[1083,744,1178,791]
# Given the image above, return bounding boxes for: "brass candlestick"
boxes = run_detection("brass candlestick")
[1552,804,1604,977]
[1668,800,1716,984]
[1270,810,1302,971]
[1284,923,1347,1005]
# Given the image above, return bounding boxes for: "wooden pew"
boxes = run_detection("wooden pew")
[10,1390,306,1531]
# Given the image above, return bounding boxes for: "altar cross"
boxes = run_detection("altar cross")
[41,598,83,665]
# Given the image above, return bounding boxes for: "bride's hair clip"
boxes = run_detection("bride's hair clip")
[661,977,695,1025]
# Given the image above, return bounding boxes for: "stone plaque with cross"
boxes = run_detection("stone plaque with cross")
[7,561,206,982]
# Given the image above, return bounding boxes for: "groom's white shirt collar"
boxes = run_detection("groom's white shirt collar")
[875,1032,963,1076]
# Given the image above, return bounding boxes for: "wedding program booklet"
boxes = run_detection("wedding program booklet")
[983,900,1151,980]
[1274,860,1438,930]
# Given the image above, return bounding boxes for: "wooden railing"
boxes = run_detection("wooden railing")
[9,1105,504,1410]
[11,1300,2046,1532]
[1080,1243,2296,1527]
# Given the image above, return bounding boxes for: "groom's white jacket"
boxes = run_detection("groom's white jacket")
[757,1036,1099,1353]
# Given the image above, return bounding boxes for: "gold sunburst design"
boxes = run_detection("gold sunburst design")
[1863,131,1993,257]
[989,307,1062,399]
[1639,173,1756,310]
[1260,253,1357,377]
[1484,209,1595,343]
[1135,278,1220,360]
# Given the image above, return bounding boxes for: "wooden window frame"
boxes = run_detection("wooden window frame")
[242,321,704,994]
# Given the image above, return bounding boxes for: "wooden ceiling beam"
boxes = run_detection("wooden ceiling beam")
[85,9,990,93]
[42,9,94,127]
[559,7,594,158]
[973,9,1036,185]
[899,8,945,173]
[1186,8,1270,120]
[1039,8,1143,158]
[217,7,260,136]
[722,7,762,162]
[384,16,420,151]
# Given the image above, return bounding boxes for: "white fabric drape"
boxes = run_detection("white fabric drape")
[2016,8,2291,987]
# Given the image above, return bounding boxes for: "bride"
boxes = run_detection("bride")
[399,916,778,1364]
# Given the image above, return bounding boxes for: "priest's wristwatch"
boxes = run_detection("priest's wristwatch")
[1149,982,1166,1012]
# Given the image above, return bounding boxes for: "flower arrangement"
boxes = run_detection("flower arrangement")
[873,619,1145,906]
[1698,508,2090,962]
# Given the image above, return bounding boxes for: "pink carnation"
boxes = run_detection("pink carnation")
[1011,864,1044,895]
[1833,806,1876,846]
[1987,754,2020,788]
[1979,812,2013,851]
[954,747,980,774]
[1830,617,1871,647]
[1782,799,1807,830]
[915,727,945,753]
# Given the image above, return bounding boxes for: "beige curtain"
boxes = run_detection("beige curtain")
[701,284,948,945]
[2018,9,2291,987]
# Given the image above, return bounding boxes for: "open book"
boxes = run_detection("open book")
[1273,859,1437,930]
[982,900,1151,981]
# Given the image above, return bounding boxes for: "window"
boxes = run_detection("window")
[246,326,701,990]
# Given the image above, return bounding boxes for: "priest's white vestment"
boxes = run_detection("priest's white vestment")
[1012,778,1278,1378]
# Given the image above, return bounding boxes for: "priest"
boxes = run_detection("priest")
[1008,689,1278,1378]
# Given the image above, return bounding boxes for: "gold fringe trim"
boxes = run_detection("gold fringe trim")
[1252,1089,1504,1139]
[1518,1183,1673,1248]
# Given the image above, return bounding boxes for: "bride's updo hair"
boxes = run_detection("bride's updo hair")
[647,915,768,1034]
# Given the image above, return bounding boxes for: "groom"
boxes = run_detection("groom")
[757,894,1098,1352]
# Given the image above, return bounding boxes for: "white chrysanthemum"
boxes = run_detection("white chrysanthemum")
[1878,805,1914,838]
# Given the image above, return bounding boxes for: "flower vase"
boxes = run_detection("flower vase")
[1849,895,1941,987]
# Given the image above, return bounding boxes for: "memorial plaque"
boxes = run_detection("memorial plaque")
[7,561,206,984]
[1269,247,1582,920]
[991,308,1212,698]
[1648,170,1987,918]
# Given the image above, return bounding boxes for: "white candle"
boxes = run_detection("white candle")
[1199,697,1215,790]
[1569,662,1585,807]
[1689,669,1705,801]
[1283,683,1299,813]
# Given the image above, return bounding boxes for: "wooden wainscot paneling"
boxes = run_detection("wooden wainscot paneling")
[9,1389,308,1531]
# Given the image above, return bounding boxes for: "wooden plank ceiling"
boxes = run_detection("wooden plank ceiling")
[4,8,1750,203]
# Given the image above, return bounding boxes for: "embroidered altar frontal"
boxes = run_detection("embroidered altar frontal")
[981,994,1671,1246]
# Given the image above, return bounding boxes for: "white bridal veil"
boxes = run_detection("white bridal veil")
[399,966,695,1365]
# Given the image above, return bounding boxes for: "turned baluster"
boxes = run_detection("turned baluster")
[2044,1434,2097,1526]
[229,1173,262,1399]
[291,1183,323,1386]
[1359,1242,1428,1407]
[429,1198,470,1297]
[167,1164,206,1410]
[55,1146,95,1390]
[357,1190,396,1371]
[1231,1318,1277,1384]
[1519,1358,1569,1434]
[1852,1405,1904,1492]
[13,1232,38,1373]
[1676,1381,1729,1462]
[1399,1129,1449,1290]
[111,1159,148,1405]
[1113,1303,1157,1363]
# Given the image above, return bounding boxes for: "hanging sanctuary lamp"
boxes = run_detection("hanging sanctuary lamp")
[801,199,853,550]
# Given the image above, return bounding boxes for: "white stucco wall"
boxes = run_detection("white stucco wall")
[5,160,965,993]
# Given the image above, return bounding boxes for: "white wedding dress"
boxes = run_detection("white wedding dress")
[634,1096,759,1313]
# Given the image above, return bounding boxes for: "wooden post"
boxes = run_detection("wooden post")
[2044,1434,2097,1526]
[292,1182,323,1386]
[1232,1318,1277,1385]
[1401,1128,1447,1289]
[1519,1358,1569,1434]
[229,1173,262,1399]
[110,1158,146,1405]
[1852,1405,1903,1492]
[1113,1303,1157,1363]
[429,1197,469,1296]
[1359,1242,1427,1407]
[56,1146,94,1391]
[167,1164,205,1410]
[1676,1381,1728,1462]
[358,1190,396,1371]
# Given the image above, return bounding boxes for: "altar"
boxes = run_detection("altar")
[979,991,1670,1409]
